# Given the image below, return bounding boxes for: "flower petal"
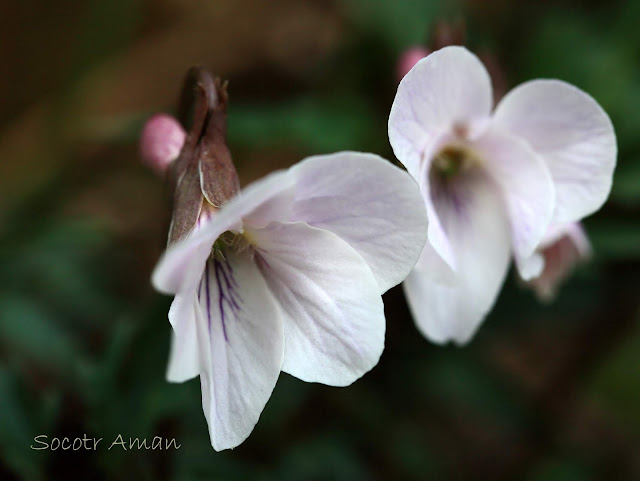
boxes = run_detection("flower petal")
[389,46,493,177]
[474,128,555,276]
[152,169,294,295]
[286,152,428,293]
[249,222,385,387]
[166,293,200,383]
[416,132,459,275]
[514,252,545,282]
[196,252,284,451]
[528,222,592,301]
[412,239,457,285]
[540,222,591,256]
[404,173,511,344]
[493,79,616,224]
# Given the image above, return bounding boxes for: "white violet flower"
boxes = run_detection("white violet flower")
[389,46,616,345]
[151,70,428,451]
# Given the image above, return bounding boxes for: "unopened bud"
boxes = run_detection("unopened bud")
[397,46,431,82]
[140,113,186,175]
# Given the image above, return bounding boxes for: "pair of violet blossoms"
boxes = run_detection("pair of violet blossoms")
[142,47,616,450]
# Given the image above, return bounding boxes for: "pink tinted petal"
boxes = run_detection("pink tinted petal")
[287,152,428,293]
[540,222,591,256]
[140,114,186,175]
[494,79,616,224]
[249,222,385,387]
[196,253,284,451]
[389,46,493,177]
[405,173,511,344]
[528,223,591,301]
[474,128,555,274]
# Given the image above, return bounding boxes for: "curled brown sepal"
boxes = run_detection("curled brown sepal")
[167,67,240,246]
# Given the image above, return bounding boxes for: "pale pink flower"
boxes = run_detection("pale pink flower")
[388,46,616,344]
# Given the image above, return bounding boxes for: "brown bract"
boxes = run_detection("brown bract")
[167,67,240,246]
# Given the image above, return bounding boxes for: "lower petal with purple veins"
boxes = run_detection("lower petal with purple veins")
[195,249,284,451]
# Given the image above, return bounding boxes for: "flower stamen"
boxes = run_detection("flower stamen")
[212,231,254,260]
[431,145,478,180]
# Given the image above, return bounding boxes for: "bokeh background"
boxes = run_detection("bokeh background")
[1,0,640,479]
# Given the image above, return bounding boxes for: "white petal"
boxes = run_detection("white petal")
[152,231,214,296]
[474,128,555,274]
[515,252,545,282]
[196,252,284,451]
[389,46,493,177]
[249,222,385,387]
[494,79,617,224]
[166,293,200,383]
[412,238,457,285]
[405,173,511,344]
[416,132,459,274]
[241,183,296,229]
[152,169,294,295]
[286,151,428,293]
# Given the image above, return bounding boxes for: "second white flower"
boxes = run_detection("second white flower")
[389,46,616,344]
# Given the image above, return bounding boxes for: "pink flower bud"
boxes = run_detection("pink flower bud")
[397,46,431,82]
[140,113,186,175]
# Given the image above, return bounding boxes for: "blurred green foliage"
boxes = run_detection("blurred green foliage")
[1,0,639,480]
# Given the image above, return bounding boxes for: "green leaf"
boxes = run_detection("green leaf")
[341,0,455,54]
[0,295,84,376]
[585,322,640,434]
[526,458,595,481]
[588,220,640,260]
[228,95,381,154]
[0,368,48,481]
[611,157,640,205]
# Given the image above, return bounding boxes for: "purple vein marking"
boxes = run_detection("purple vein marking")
[255,250,271,271]
[218,259,241,309]
[213,261,229,342]
[205,261,212,335]
[212,256,241,343]
[223,259,239,289]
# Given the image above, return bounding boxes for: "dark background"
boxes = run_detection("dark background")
[1,0,639,479]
